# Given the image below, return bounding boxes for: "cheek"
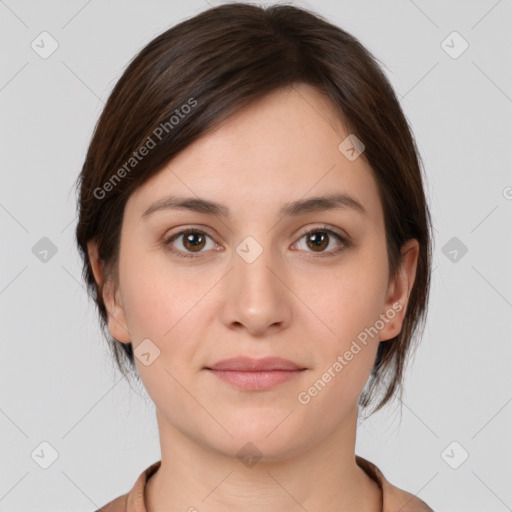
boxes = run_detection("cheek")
[295,266,384,419]
[295,251,387,404]
[122,275,173,342]
[119,259,206,399]
[118,251,216,382]
[307,259,388,345]
[119,245,204,341]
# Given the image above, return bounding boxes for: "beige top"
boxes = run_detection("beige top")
[97,455,434,512]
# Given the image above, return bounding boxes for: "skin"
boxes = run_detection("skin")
[88,82,419,512]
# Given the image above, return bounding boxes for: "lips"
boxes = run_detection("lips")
[206,356,304,372]
[205,357,306,391]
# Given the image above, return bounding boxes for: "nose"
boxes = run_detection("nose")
[220,243,292,337]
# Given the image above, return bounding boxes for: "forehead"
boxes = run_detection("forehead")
[126,83,383,225]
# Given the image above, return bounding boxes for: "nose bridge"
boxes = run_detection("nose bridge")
[222,234,290,333]
[235,239,276,293]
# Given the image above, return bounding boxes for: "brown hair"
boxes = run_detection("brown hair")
[75,2,433,416]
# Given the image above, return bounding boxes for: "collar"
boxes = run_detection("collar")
[100,456,433,512]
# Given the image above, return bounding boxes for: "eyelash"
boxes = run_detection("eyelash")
[163,224,350,260]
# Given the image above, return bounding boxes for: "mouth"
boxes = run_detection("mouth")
[204,357,307,391]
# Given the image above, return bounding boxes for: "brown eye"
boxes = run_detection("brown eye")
[165,229,216,258]
[294,226,348,256]
[305,231,329,252]
[182,231,207,252]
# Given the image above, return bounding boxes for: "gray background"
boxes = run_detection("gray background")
[1,0,511,510]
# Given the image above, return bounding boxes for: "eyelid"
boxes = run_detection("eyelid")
[163,223,350,242]
[296,223,350,242]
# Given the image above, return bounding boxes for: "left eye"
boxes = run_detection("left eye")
[164,226,348,259]
[292,227,348,256]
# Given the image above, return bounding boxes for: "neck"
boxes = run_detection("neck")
[145,406,382,512]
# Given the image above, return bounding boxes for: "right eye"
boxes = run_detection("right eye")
[164,229,218,259]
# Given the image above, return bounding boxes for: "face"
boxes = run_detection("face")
[89,83,418,461]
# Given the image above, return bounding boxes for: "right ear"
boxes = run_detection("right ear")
[86,240,131,343]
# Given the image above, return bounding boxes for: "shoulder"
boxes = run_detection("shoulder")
[380,479,434,512]
[94,493,128,512]
[356,455,435,512]
[94,460,161,512]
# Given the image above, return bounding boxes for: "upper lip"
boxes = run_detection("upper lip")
[206,357,305,371]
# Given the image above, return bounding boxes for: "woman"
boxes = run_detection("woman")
[75,3,434,511]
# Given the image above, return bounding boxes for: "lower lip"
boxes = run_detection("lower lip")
[207,369,304,391]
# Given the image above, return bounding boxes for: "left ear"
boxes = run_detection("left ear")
[379,239,419,342]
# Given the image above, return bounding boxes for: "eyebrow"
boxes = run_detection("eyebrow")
[141,192,367,220]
